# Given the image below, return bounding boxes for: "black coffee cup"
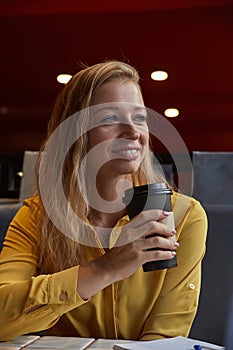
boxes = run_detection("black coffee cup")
[123,182,177,272]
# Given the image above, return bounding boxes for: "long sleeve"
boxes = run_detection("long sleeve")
[0,200,87,341]
[139,197,208,340]
[0,195,208,341]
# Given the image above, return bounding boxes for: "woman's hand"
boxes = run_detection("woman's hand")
[77,209,179,299]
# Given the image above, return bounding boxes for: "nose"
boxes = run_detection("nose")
[120,122,140,140]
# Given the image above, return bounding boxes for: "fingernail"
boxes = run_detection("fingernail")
[171,251,176,256]
[163,210,169,216]
[174,242,179,248]
[171,229,176,235]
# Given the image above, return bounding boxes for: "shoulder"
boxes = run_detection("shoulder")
[11,196,42,235]
[17,196,42,215]
[172,191,207,231]
[3,196,42,253]
[22,196,41,210]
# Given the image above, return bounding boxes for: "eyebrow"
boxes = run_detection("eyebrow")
[93,105,147,113]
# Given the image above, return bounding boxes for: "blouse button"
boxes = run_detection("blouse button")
[189,283,195,290]
[112,229,120,237]
[59,291,68,301]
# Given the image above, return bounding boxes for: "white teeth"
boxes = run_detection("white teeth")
[118,149,138,156]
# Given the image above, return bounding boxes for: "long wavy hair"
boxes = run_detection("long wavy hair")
[35,60,164,274]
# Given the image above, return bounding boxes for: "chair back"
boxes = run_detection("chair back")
[190,151,233,346]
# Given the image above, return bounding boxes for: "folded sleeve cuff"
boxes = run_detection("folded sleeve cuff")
[48,266,88,306]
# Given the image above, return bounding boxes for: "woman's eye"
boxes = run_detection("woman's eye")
[134,114,147,123]
[101,114,119,124]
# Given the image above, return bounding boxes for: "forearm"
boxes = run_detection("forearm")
[77,258,120,300]
[77,232,179,301]
[0,267,86,341]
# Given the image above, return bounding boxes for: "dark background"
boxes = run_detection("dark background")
[0,0,232,153]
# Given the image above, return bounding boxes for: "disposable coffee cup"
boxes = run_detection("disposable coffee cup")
[123,182,177,272]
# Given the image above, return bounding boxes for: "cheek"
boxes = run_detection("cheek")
[88,130,120,160]
[88,128,110,150]
[141,132,149,147]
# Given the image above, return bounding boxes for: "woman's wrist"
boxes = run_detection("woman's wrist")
[77,260,116,299]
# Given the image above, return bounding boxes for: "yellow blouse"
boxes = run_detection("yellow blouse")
[0,192,207,341]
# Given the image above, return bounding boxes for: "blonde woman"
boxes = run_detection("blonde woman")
[0,60,207,341]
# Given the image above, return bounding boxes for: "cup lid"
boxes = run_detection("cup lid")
[123,182,172,200]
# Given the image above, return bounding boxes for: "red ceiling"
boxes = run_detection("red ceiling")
[0,0,233,153]
[1,0,233,15]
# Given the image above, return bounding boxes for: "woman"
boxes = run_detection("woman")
[0,60,207,341]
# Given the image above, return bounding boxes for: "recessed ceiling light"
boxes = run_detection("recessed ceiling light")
[164,108,179,118]
[57,74,72,84]
[151,70,168,81]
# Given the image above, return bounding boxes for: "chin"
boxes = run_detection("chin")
[99,158,142,177]
[114,161,142,175]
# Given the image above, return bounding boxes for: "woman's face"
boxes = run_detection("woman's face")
[87,80,149,177]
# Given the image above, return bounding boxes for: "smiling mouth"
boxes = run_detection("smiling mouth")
[112,149,141,160]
